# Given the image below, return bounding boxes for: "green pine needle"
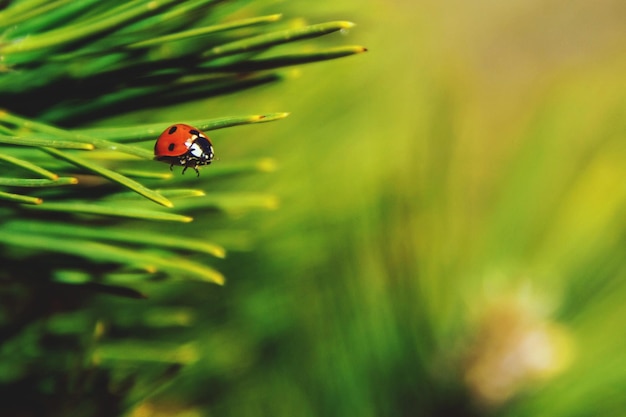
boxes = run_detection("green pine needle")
[0,152,59,179]
[205,21,356,58]
[75,112,290,142]
[0,134,95,150]
[0,189,43,204]
[207,45,368,72]
[24,201,192,222]
[0,176,77,187]
[127,14,283,49]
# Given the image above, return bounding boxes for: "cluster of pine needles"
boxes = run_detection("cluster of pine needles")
[0,1,365,414]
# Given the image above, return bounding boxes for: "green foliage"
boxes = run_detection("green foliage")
[4,0,626,417]
[0,0,365,415]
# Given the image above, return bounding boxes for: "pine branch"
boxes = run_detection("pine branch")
[0,1,365,414]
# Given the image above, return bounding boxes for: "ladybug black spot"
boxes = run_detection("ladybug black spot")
[168,143,175,151]
[190,129,200,136]
[168,126,178,135]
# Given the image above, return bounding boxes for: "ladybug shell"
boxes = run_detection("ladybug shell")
[154,123,211,157]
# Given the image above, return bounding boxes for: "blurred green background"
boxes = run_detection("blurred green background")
[4,0,626,415]
[113,0,626,416]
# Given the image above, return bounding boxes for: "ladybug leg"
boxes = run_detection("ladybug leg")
[169,164,174,171]
[181,165,188,175]
[194,166,200,177]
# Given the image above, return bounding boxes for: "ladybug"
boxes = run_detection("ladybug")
[154,124,215,176]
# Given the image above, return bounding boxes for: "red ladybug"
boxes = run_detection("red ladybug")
[154,124,215,176]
